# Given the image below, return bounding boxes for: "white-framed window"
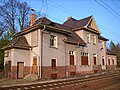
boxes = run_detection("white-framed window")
[87,33,91,43]
[69,51,75,65]
[93,54,97,65]
[93,35,96,45]
[81,52,89,65]
[50,35,57,48]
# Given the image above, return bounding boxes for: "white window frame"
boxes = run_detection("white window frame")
[93,35,97,45]
[50,35,58,48]
[87,33,91,43]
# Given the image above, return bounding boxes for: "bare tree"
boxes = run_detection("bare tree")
[0,0,30,38]
[17,1,30,31]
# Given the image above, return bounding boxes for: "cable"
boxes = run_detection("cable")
[94,0,120,21]
[48,0,83,18]
[111,0,120,9]
[37,0,120,43]
[101,0,120,18]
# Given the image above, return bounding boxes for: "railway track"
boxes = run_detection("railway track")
[0,71,120,90]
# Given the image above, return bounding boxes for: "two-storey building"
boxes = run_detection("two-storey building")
[3,15,117,79]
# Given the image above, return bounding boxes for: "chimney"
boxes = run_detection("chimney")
[30,14,36,26]
[67,16,72,20]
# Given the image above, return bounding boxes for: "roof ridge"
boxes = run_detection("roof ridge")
[77,15,92,22]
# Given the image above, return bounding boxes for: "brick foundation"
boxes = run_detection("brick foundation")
[107,65,117,70]
[76,70,94,76]
[66,65,76,77]
[10,66,31,79]
[42,66,66,79]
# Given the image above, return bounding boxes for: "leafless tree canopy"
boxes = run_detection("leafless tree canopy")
[0,0,30,38]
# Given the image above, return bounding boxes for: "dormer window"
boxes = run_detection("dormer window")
[87,33,91,43]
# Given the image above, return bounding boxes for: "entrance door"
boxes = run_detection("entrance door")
[17,62,24,79]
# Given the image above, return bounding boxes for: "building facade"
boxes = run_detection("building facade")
[3,15,117,79]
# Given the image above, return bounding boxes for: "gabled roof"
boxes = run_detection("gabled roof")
[3,36,31,50]
[63,16,101,34]
[33,17,52,25]
[63,17,78,28]
[65,32,86,46]
[63,16,92,29]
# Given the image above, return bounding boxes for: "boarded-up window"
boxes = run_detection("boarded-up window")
[112,59,114,65]
[31,30,38,47]
[70,55,74,65]
[70,72,76,76]
[94,57,96,65]
[69,51,75,65]
[102,58,105,65]
[81,56,88,65]
[33,57,37,65]
[51,73,57,79]
[32,57,38,74]
[51,59,56,68]
[108,59,110,65]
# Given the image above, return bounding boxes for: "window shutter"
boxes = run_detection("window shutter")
[102,58,104,65]
[81,56,88,65]
[94,57,96,65]
[70,55,74,65]
[108,59,110,65]
[33,57,37,65]
[52,59,56,68]
[112,59,114,65]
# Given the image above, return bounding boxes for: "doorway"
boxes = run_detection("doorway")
[17,62,24,79]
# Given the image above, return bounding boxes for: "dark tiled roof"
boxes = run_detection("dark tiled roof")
[63,16,92,29]
[33,17,52,25]
[63,17,78,28]
[33,17,86,46]
[65,32,86,46]
[3,36,31,50]
[99,36,109,41]
[74,16,92,29]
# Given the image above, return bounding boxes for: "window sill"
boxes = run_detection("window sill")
[50,46,58,49]
[93,43,96,45]
[87,42,91,44]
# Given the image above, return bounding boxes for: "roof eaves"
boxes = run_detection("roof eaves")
[64,40,86,46]
[73,27,100,34]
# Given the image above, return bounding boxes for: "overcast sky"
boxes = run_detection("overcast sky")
[21,0,120,44]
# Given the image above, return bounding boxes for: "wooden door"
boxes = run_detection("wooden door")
[17,62,24,79]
